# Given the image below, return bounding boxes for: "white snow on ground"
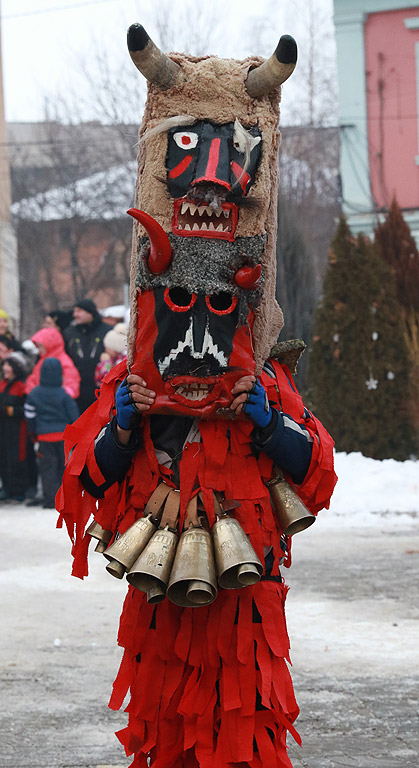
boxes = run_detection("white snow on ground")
[325,451,419,523]
[0,451,418,681]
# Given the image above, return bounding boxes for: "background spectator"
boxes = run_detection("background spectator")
[64,298,108,412]
[25,358,79,508]
[25,327,80,399]
[100,305,127,327]
[20,339,39,372]
[94,322,127,388]
[0,309,18,343]
[0,334,23,360]
[43,309,73,336]
[0,352,29,501]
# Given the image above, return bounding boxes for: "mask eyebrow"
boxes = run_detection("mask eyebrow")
[138,115,198,145]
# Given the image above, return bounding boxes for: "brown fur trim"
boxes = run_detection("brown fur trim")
[269,339,306,374]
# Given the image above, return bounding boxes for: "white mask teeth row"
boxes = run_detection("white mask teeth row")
[175,383,211,401]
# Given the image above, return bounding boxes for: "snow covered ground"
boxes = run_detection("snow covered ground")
[327,451,419,522]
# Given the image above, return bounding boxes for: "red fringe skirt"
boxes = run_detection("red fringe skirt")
[109,579,300,768]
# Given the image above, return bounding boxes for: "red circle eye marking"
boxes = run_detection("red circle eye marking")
[181,136,191,145]
[206,293,238,315]
[164,286,197,312]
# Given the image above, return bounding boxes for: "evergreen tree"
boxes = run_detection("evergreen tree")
[374,198,419,439]
[374,197,419,314]
[309,217,415,460]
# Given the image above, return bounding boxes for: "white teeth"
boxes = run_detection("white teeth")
[181,201,189,214]
[183,223,191,230]
[197,206,206,216]
[201,222,208,230]
[190,382,198,390]
[214,208,222,217]
[208,222,215,231]
[216,223,224,232]
[192,223,199,230]
[190,203,198,215]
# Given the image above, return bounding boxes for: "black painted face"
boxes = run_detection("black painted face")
[166,120,261,200]
[166,121,262,246]
[153,285,240,381]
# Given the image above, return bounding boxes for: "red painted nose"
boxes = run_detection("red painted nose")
[192,138,231,190]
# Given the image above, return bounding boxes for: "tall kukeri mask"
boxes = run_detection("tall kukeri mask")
[126,24,297,417]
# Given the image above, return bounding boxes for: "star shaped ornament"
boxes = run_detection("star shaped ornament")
[365,375,378,390]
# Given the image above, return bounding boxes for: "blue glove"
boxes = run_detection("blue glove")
[243,380,272,428]
[115,378,139,430]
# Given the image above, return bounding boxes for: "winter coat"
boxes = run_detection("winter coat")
[0,378,28,497]
[25,327,80,399]
[94,352,127,388]
[64,315,109,412]
[24,358,79,437]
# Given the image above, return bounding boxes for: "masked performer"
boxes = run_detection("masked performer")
[57,25,337,768]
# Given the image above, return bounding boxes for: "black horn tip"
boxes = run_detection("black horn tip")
[274,35,297,65]
[127,23,150,52]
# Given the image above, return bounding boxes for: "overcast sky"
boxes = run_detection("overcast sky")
[1,0,335,123]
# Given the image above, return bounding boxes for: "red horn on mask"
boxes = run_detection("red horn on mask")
[127,208,172,274]
[234,264,262,290]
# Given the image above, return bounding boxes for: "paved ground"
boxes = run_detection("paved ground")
[0,502,418,768]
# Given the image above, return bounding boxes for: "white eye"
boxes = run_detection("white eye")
[173,131,198,150]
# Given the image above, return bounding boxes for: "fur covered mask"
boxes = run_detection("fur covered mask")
[126,24,297,417]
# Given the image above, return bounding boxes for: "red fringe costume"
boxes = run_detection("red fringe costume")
[57,358,336,768]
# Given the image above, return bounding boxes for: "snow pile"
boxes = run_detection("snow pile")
[325,451,419,524]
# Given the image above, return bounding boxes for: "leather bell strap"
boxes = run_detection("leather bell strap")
[183,494,201,529]
[143,481,172,522]
[160,489,181,532]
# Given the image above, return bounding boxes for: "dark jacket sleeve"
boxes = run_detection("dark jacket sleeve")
[63,392,79,425]
[80,416,142,498]
[252,407,313,485]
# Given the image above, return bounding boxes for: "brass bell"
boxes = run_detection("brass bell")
[126,525,178,601]
[103,514,158,578]
[105,558,126,579]
[267,472,316,535]
[167,525,218,607]
[212,515,263,590]
[146,583,166,604]
[86,520,112,553]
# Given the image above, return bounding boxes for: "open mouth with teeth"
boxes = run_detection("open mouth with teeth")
[165,376,224,408]
[173,199,238,242]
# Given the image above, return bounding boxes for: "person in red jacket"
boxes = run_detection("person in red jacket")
[25,327,80,400]
[0,352,29,501]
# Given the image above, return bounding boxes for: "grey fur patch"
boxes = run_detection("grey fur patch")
[135,233,267,324]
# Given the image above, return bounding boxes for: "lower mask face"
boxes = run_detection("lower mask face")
[131,288,255,417]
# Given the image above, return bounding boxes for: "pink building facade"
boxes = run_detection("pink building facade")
[334,0,419,242]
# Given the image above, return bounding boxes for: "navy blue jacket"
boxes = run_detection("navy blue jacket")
[24,358,79,437]
[82,404,313,499]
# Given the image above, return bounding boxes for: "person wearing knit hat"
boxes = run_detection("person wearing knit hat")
[0,311,20,346]
[0,309,9,334]
[94,323,127,389]
[73,298,99,318]
[63,297,109,412]
[43,309,73,336]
